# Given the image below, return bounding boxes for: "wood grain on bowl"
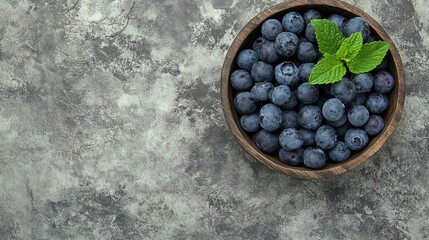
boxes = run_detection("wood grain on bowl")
[220,0,405,179]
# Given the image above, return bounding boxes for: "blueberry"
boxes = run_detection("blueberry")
[305,23,316,42]
[303,148,326,169]
[329,141,351,163]
[345,128,369,151]
[275,32,299,57]
[231,69,254,91]
[275,61,300,85]
[282,110,298,128]
[344,17,371,42]
[298,63,315,82]
[299,129,316,146]
[335,121,352,138]
[253,36,269,52]
[364,115,385,136]
[375,57,388,71]
[237,49,259,70]
[365,93,389,114]
[256,40,280,63]
[331,78,356,104]
[322,98,346,122]
[240,113,261,133]
[261,19,283,41]
[270,85,293,106]
[315,125,337,150]
[281,92,298,110]
[282,12,305,34]
[279,128,304,150]
[347,93,367,108]
[298,37,309,44]
[279,148,304,166]
[297,41,318,63]
[348,105,370,127]
[297,82,319,104]
[259,103,282,132]
[251,61,274,82]
[326,112,347,127]
[328,14,347,32]
[253,130,279,153]
[351,73,373,93]
[298,105,323,130]
[234,92,257,115]
[304,9,321,25]
[373,70,395,94]
[251,82,274,102]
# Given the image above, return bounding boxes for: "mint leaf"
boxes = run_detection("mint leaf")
[311,19,345,56]
[336,32,363,62]
[309,53,347,85]
[348,41,390,74]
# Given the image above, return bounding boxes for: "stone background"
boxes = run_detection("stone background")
[0,0,428,239]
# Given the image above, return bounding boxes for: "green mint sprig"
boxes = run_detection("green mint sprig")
[309,19,390,85]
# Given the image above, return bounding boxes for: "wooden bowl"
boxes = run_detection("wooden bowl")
[220,0,405,179]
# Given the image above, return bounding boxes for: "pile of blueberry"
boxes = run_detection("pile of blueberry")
[231,10,394,169]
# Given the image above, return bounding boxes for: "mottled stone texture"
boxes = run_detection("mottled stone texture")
[0,0,427,239]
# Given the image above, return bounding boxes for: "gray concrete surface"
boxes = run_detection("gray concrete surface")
[0,0,428,239]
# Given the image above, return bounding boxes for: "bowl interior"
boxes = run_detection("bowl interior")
[221,0,405,179]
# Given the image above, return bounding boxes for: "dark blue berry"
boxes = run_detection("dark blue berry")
[275,32,299,57]
[234,92,257,115]
[331,78,356,104]
[279,148,304,166]
[344,17,371,42]
[335,121,352,138]
[305,23,316,42]
[256,40,280,63]
[328,14,347,32]
[373,70,395,94]
[251,82,274,102]
[326,112,347,127]
[281,92,298,110]
[259,103,282,132]
[299,129,316,146]
[365,93,389,114]
[281,110,298,128]
[298,63,315,82]
[298,105,323,130]
[237,49,259,70]
[279,128,304,150]
[275,61,300,86]
[282,12,305,34]
[253,130,279,153]
[303,148,326,169]
[296,82,319,104]
[348,105,370,127]
[270,85,293,106]
[253,36,269,52]
[240,113,261,133]
[315,125,337,150]
[297,41,318,63]
[261,19,283,41]
[364,115,385,136]
[345,128,369,151]
[351,73,373,93]
[322,98,346,122]
[251,61,274,82]
[231,69,254,91]
[329,141,351,163]
[304,9,321,25]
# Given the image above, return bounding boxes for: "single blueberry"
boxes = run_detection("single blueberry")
[364,115,385,136]
[351,73,373,93]
[261,19,283,41]
[282,110,299,128]
[329,141,351,163]
[365,93,389,114]
[253,130,279,153]
[328,14,347,32]
[331,78,356,104]
[345,128,369,151]
[270,85,293,107]
[251,61,274,82]
[299,129,316,146]
[315,125,337,150]
[234,92,257,115]
[259,103,283,132]
[305,23,316,43]
[275,32,299,57]
[373,70,395,94]
[279,128,304,150]
[298,105,323,130]
[348,105,370,127]
[298,63,315,82]
[237,49,259,70]
[251,82,274,102]
[296,82,319,104]
[256,40,280,63]
[322,98,346,122]
[275,61,300,86]
[303,148,326,169]
[347,93,367,108]
[240,113,261,133]
[344,17,371,42]
[304,9,321,25]
[297,41,318,63]
[282,12,305,34]
[253,36,269,52]
[231,69,254,91]
[279,148,304,166]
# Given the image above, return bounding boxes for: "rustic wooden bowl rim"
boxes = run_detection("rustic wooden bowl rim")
[220,0,406,179]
